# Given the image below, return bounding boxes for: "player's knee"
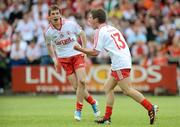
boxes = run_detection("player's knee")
[123,88,132,96]
[72,85,77,91]
[104,85,111,95]
[123,90,128,95]
[79,79,86,86]
[70,82,78,91]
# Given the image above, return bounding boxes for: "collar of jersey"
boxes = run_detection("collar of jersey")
[50,18,64,31]
[98,23,107,29]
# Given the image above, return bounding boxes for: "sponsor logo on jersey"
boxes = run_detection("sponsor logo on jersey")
[56,37,74,45]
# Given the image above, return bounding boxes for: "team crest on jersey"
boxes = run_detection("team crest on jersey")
[60,34,64,38]
[67,31,71,35]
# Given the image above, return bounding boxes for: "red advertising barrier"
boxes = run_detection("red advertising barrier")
[12,65,177,94]
[12,66,70,93]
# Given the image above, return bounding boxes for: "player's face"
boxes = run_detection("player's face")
[49,10,61,24]
[88,13,98,29]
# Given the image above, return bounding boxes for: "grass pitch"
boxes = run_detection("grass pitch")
[0,95,180,127]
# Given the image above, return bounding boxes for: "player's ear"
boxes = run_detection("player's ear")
[47,16,50,21]
[59,8,62,15]
[94,18,99,23]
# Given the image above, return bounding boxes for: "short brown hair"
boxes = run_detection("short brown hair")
[48,5,60,16]
[90,9,106,23]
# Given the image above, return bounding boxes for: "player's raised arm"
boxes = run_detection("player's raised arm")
[74,44,100,56]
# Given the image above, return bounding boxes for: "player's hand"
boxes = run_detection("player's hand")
[74,44,81,51]
[74,44,87,58]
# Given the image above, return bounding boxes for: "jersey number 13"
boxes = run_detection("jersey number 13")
[111,32,126,49]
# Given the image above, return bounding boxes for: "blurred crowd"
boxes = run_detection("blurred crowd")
[0,0,180,92]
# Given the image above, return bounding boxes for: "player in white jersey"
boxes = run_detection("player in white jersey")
[44,5,100,121]
[74,9,158,125]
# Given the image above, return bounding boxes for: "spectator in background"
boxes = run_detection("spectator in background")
[155,30,167,45]
[126,20,147,51]
[108,3,123,19]
[168,1,180,17]
[8,1,24,25]
[153,44,169,66]
[127,21,148,64]
[147,1,162,26]
[32,0,49,23]
[161,1,170,16]
[0,2,6,20]
[146,17,158,42]
[134,19,146,34]
[15,11,36,44]
[174,16,180,29]
[159,16,175,37]
[131,41,149,64]
[73,0,88,18]
[34,11,52,65]
[167,28,176,45]
[126,22,147,48]
[140,41,157,67]
[168,35,180,67]
[0,18,12,39]
[168,35,180,58]
[35,11,48,32]
[124,20,135,47]
[10,32,27,66]
[26,38,41,65]
[121,0,136,20]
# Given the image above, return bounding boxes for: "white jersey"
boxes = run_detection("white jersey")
[45,19,82,58]
[94,24,132,70]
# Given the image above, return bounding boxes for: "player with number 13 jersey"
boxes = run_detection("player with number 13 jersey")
[94,23,132,71]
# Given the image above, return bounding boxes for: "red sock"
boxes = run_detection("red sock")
[76,102,83,111]
[140,99,153,111]
[85,95,96,105]
[104,106,112,119]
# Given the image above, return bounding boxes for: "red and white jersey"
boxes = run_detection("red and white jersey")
[94,24,132,70]
[45,18,82,58]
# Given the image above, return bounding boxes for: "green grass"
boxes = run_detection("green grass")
[0,95,180,127]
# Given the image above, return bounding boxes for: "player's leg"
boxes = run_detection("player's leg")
[117,76,158,124]
[67,72,97,108]
[67,73,84,121]
[67,72,96,105]
[111,69,153,108]
[75,67,100,118]
[84,87,100,118]
[67,73,84,111]
[117,77,145,102]
[95,75,117,124]
[58,57,84,121]
[74,54,100,118]
[66,66,100,119]
[67,73,78,90]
